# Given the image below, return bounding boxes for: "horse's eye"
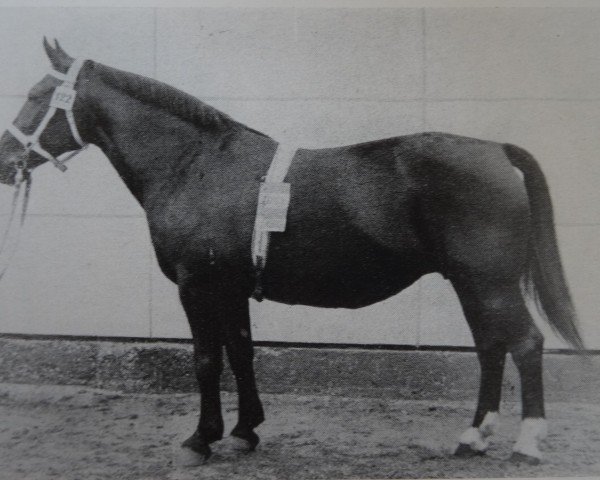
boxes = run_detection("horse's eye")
[27,89,48,102]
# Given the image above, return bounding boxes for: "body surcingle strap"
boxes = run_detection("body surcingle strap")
[251,143,296,301]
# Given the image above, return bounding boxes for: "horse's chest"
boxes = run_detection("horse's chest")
[147,186,255,269]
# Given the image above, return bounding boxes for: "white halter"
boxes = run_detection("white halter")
[6,58,88,172]
[0,59,88,281]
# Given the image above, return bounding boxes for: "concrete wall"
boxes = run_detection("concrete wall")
[2,337,600,403]
[0,7,597,348]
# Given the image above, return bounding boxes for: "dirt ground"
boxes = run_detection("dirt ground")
[0,383,599,480]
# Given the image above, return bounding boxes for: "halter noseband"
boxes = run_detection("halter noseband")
[6,58,88,173]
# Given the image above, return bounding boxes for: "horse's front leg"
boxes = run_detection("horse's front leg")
[178,284,225,463]
[221,297,264,453]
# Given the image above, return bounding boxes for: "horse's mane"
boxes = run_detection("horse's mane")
[92,61,269,138]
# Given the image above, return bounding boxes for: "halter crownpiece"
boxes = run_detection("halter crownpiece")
[6,58,88,172]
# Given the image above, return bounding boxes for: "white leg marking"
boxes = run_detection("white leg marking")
[458,411,500,452]
[479,411,500,438]
[458,427,488,451]
[513,418,548,459]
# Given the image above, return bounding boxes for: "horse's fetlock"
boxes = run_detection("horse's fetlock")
[479,411,499,438]
[254,411,265,427]
[513,417,547,459]
[458,427,489,452]
[200,422,224,444]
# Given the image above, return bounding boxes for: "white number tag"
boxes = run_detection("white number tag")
[50,86,77,111]
[256,182,291,232]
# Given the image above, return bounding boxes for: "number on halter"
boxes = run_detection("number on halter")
[50,86,77,111]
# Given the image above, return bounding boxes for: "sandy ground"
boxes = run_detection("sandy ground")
[0,383,599,480]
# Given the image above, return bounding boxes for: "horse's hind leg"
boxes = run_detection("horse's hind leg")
[452,280,507,457]
[451,279,546,463]
[507,303,547,464]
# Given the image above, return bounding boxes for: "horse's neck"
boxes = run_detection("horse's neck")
[93,113,196,203]
[88,89,270,206]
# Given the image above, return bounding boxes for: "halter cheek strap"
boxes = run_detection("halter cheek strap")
[6,58,88,172]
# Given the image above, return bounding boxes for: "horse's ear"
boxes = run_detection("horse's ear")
[42,37,73,73]
[43,36,55,60]
[54,39,68,57]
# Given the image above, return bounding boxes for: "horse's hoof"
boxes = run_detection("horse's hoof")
[176,434,211,466]
[232,428,260,450]
[509,451,541,465]
[214,435,255,456]
[174,445,211,467]
[454,443,486,458]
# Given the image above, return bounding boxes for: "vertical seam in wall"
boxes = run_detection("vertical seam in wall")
[421,8,427,130]
[415,8,427,348]
[148,237,154,338]
[415,282,422,348]
[293,6,299,44]
[153,8,158,79]
[148,7,158,338]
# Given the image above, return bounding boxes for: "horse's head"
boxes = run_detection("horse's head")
[0,38,89,185]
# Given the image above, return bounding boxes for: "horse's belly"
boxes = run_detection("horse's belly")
[264,279,419,309]
[262,233,430,309]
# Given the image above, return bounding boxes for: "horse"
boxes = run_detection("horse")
[0,39,583,466]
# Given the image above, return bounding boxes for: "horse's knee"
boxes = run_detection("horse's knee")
[194,354,223,382]
[195,354,221,370]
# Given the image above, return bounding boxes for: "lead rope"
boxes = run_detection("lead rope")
[0,167,32,280]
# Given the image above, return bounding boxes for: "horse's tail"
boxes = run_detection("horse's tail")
[503,143,584,350]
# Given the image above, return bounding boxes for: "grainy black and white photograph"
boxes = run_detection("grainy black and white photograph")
[0,0,598,478]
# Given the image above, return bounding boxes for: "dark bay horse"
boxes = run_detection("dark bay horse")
[0,40,583,465]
